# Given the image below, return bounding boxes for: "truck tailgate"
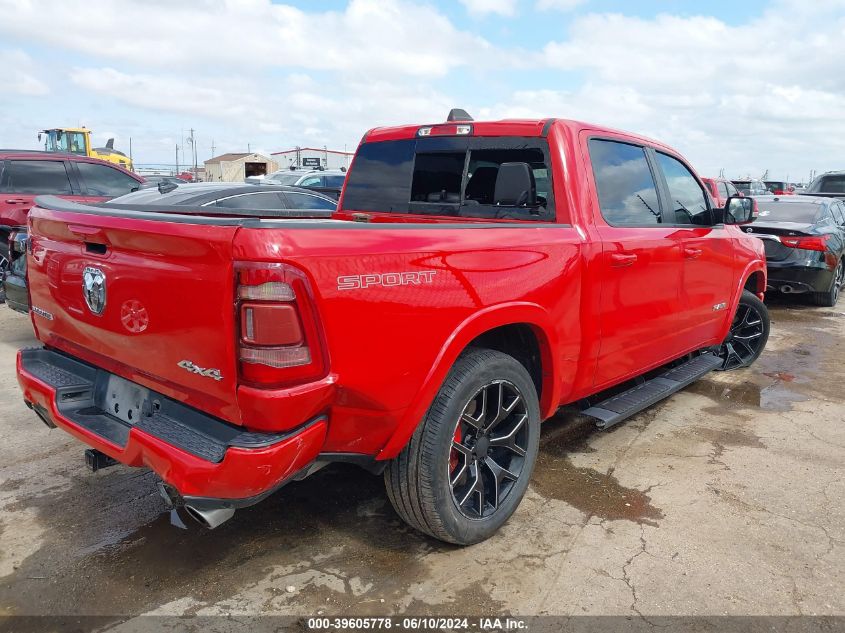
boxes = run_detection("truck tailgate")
[27,201,243,423]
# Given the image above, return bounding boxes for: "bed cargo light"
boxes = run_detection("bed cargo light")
[417,124,473,137]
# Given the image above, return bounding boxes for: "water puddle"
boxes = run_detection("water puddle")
[532,415,663,526]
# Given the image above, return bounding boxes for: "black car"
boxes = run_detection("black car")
[745,196,845,306]
[138,175,189,188]
[5,183,336,314]
[106,182,338,212]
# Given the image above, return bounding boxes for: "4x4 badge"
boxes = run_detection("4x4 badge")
[177,360,223,381]
[82,267,107,315]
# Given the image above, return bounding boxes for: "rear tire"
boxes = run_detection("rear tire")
[717,290,770,370]
[384,348,540,545]
[812,259,843,307]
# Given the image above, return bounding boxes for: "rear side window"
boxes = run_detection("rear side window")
[214,192,285,210]
[588,139,661,226]
[324,175,345,188]
[831,203,845,225]
[6,160,73,194]
[654,153,712,225]
[76,162,139,197]
[341,137,554,221]
[284,192,337,210]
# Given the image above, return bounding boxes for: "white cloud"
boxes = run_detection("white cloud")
[459,0,518,16]
[535,0,585,11]
[0,0,502,78]
[0,50,49,96]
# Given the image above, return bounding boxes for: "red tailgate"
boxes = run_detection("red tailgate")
[27,204,244,423]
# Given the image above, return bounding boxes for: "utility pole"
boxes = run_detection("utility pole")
[248,142,251,153]
[211,139,216,157]
[129,137,133,165]
[175,143,180,174]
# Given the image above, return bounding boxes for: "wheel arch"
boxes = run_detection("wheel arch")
[376,303,559,460]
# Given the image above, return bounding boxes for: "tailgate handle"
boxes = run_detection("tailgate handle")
[68,225,109,243]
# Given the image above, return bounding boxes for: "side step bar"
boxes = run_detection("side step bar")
[582,353,723,430]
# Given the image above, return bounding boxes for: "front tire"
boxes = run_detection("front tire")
[717,290,770,370]
[384,348,540,545]
[812,259,843,307]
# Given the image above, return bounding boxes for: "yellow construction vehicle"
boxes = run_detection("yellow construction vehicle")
[39,127,133,170]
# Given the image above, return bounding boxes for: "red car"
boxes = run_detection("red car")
[16,113,769,544]
[701,177,742,208]
[0,151,144,312]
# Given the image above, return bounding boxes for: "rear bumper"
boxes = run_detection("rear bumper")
[17,347,327,501]
[766,261,832,293]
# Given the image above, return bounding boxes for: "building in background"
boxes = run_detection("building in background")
[204,153,278,182]
[271,147,353,171]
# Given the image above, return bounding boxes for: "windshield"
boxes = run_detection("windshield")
[733,182,751,194]
[756,201,821,223]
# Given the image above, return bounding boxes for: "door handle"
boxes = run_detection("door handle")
[4,198,27,204]
[684,247,703,259]
[610,252,638,267]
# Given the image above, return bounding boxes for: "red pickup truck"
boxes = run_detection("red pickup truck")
[17,113,769,544]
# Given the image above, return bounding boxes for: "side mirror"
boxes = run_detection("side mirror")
[493,162,536,208]
[724,196,757,225]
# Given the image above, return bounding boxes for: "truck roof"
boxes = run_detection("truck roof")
[364,117,672,152]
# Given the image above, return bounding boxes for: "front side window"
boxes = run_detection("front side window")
[6,160,73,194]
[69,132,87,155]
[298,176,322,187]
[725,181,739,197]
[76,162,139,197]
[655,153,711,225]
[588,139,662,226]
[718,182,730,199]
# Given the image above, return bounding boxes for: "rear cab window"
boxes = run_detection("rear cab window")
[341,136,555,221]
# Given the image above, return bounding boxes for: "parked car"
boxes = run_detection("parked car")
[106,182,337,211]
[16,113,768,544]
[732,179,770,196]
[744,195,845,306]
[0,150,143,312]
[702,177,742,208]
[803,171,845,198]
[764,181,795,195]
[246,168,347,199]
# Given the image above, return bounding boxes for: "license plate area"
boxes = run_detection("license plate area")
[99,373,151,426]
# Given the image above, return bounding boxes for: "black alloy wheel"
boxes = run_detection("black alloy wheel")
[448,380,529,519]
[384,348,540,545]
[717,290,770,370]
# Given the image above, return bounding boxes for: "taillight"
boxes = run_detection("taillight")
[235,262,327,388]
[781,235,829,252]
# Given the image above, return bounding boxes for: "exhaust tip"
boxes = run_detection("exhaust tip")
[781,285,793,294]
[184,505,235,530]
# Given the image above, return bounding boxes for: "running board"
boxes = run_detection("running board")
[582,353,723,430]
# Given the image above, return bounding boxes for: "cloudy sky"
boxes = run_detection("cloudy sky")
[0,0,843,182]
